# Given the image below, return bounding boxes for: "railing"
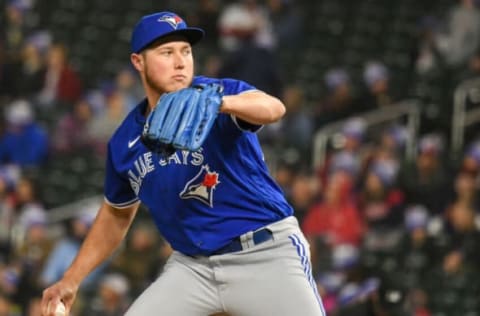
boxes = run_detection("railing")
[10,196,102,251]
[311,99,421,170]
[47,195,102,223]
[450,77,480,157]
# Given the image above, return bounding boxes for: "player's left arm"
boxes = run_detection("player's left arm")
[220,91,286,125]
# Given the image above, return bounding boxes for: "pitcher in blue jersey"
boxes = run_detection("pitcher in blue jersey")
[41,11,325,316]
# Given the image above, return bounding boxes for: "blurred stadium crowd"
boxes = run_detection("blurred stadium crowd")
[0,0,480,315]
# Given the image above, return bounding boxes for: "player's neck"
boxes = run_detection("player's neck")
[144,90,161,116]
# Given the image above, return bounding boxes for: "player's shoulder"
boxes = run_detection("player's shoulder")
[193,76,257,96]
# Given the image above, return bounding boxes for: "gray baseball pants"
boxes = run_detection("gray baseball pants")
[125,216,325,316]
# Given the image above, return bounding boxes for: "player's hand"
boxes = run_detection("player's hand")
[41,278,79,316]
[142,83,224,157]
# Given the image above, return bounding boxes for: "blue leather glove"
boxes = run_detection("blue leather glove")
[142,83,223,156]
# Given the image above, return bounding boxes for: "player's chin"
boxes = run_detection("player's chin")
[158,79,192,94]
[169,78,192,91]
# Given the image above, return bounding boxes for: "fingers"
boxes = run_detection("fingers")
[43,297,60,316]
[46,300,67,316]
[41,287,67,316]
[54,301,67,316]
[43,299,69,316]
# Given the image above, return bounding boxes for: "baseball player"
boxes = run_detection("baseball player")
[41,11,325,316]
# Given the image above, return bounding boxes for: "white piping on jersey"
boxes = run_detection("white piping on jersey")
[104,196,140,209]
[228,89,265,132]
[230,114,265,133]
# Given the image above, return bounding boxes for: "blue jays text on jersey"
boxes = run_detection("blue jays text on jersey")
[104,76,293,256]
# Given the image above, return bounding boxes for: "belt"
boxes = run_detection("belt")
[212,228,273,255]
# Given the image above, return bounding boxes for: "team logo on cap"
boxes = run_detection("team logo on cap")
[158,15,183,29]
[179,165,220,207]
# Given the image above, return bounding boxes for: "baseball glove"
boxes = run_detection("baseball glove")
[141,83,224,157]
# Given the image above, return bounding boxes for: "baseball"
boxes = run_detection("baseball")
[54,302,66,316]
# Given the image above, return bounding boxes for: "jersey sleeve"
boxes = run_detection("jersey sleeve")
[220,78,263,132]
[104,143,139,208]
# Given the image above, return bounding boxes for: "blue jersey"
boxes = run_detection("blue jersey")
[104,76,293,256]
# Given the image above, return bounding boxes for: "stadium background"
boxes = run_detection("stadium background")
[1,0,480,315]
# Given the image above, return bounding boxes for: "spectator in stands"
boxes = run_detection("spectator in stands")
[423,212,480,315]
[393,206,435,287]
[461,139,480,177]
[14,213,53,270]
[288,172,318,225]
[434,0,480,68]
[423,199,480,315]
[189,0,221,48]
[273,159,298,198]
[278,85,313,154]
[0,1,30,64]
[217,18,284,148]
[431,188,480,272]
[451,169,480,211]
[340,117,368,156]
[114,67,144,112]
[389,205,436,315]
[0,165,19,259]
[109,223,161,298]
[318,244,365,314]
[0,99,48,167]
[0,43,10,101]
[218,0,276,52]
[51,96,94,154]
[371,276,412,316]
[398,134,451,214]
[0,262,20,303]
[40,209,105,292]
[336,279,381,316]
[357,160,404,231]
[319,117,369,188]
[81,273,131,316]
[465,48,480,79]
[12,215,53,309]
[317,270,343,314]
[378,124,409,158]
[217,26,283,98]
[87,87,128,157]
[412,13,461,132]
[266,0,304,50]
[8,39,47,100]
[314,68,359,129]
[360,61,395,110]
[413,15,442,77]
[202,54,223,78]
[302,170,364,247]
[12,176,46,242]
[324,151,361,184]
[37,43,82,107]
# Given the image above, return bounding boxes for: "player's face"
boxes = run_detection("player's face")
[138,36,194,94]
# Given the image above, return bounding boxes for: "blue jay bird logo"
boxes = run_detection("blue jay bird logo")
[158,15,183,29]
[180,165,220,207]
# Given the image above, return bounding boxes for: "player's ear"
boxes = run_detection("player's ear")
[131,53,144,71]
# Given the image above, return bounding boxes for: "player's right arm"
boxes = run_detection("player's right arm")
[41,200,140,316]
[221,90,286,125]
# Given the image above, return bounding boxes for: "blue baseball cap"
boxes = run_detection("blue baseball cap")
[131,11,205,53]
